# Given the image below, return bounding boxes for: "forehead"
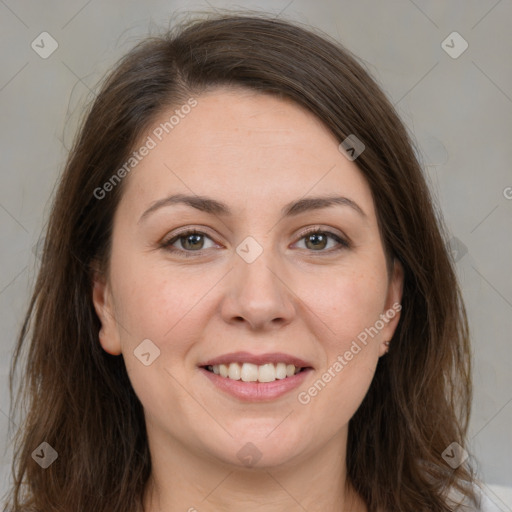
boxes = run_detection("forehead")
[118,88,376,222]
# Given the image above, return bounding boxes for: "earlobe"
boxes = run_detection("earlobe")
[91,270,122,356]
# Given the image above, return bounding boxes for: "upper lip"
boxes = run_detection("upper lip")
[199,351,313,368]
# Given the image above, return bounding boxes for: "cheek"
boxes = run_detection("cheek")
[293,264,386,412]
[111,253,199,341]
[299,263,388,346]
[108,252,205,402]
[111,262,202,424]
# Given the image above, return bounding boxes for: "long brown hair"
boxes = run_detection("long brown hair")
[5,12,477,512]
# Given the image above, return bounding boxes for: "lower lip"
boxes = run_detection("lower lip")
[199,367,312,402]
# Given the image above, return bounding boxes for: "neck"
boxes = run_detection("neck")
[142,425,367,512]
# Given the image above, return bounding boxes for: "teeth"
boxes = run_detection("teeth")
[240,363,258,382]
[275,362,287,380]
[208,362,303,382]
[228,362,241,380]
[258,363,275,383]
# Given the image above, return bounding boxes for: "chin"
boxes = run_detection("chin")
[204,425,305,469]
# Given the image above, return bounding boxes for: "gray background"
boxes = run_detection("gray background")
[1,0,511,509]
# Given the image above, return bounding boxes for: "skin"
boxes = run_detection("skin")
[92,87,403,512]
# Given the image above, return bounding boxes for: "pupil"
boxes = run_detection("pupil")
[307,233,326,250]
[185,234,203,249]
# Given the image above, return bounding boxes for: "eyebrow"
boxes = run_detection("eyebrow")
[138,193,366,224]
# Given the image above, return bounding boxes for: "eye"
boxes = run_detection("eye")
[160,226,350,259]
[161,229,218,257]
[293,228,349,253]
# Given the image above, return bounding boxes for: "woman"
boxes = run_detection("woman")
[5,12,490,512]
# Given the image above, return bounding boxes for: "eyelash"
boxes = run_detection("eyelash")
[160,227,350,259]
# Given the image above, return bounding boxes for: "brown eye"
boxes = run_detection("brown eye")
[161,229,217,257]
[304,232,328,250]
[179,233,205,250]
[295,229,349,253]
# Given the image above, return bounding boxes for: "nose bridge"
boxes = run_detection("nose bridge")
[222,233,295,329]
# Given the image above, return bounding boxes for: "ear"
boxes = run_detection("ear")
[378,259,404,357]
[91,267,122,356]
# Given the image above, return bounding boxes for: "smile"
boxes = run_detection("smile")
[198,352,313,401]
[205,362,304,383]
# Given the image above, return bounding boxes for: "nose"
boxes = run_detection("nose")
[220,246,296,331]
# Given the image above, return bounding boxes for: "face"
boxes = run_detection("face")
[92,87,403,470]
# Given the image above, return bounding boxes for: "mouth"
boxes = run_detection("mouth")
[198,352,313,401]
[202,362,308,383]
